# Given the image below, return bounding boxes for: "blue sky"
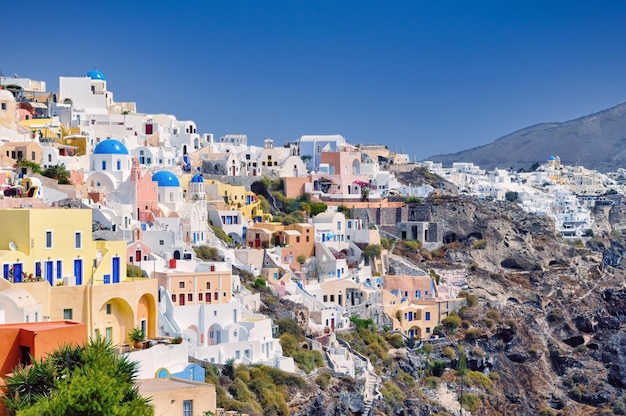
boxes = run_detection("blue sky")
[3,1,626,160]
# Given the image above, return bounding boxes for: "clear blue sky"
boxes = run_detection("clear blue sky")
[3,1,626,160]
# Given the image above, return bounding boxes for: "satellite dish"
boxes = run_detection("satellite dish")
[8,241,17,251]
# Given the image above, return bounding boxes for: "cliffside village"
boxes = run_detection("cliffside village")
[0,70,621,414]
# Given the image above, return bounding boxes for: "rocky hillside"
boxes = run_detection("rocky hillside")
[263,193,626,416]
[427,101,626,173]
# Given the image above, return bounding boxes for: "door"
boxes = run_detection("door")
[73,259,83,285]
[13,263,22,283]
[45,261,53,286]
[179,294,185,306]
[112,257,120,283]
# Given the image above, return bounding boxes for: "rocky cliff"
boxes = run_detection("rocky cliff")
[280,192,626,415]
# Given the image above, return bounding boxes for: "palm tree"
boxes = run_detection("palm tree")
[2,358,55,414]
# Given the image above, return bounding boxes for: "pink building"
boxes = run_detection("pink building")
[128,157,159,222]
[127,237,152,266]
[313,150,369,198]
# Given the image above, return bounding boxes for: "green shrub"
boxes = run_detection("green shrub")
[385,333,405,349]
[315,371,331,390]
[422,343,433,355]
[486,309,500,320]
[472,239,487,249]
[397,370,416,388]
[193,245,222,261]
[428,360,447,377]
[126,264,143,277]
[442,346,456,360]
[279,333,297,357]
[424,376,439,389]
[381,381,405,410]
[404,240,421,250]
[464,328,482,341]
[459,291,478,307]
[210,224,232,243]
[293,349,324,374]
[276,318,304,338]
[461,393,481,412]
[466,370,492,390]
[442,312,461,333]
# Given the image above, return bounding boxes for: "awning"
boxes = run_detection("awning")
[28,102,48,109]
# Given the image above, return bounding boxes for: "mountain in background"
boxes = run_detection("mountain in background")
[427,101,626,173]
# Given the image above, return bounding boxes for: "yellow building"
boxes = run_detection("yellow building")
[0,208,158,345]
[136,377,217,416]
[204,179,269,222]
[383,294,465,340]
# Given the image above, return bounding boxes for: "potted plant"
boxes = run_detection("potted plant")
[171,336,182,344]
[129,327,145,349]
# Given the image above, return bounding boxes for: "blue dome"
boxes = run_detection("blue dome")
[191,173,204,183]
[548,156,557,161]
[152,171,180,187]
[87,69,106,80]
[94,139,128,155]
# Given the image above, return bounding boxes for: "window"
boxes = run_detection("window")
[306,236,310,242]
[63,309,72,320]
[235,351,240,360]
[106,304,111,314]
[323,295,328,302]
[75,232,82,249]
[183,400,192,416]
[296,236,300,243]
[105,327,112,342]
[425,312,431,321]
[188,293,192,302]
[179,281,185,289]
[206,282,211,289]
[102,160,106,170]
[171,294,176,302]
[159,240,164,246]
[46,231,53,248]
[31,151,36,161]
[199,293,203,301]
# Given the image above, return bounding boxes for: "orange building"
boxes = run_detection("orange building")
[0,320,86,375]
[155,267,233,306]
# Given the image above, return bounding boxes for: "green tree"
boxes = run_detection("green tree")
[362,244,383,261]
[17,160,42,174]
[41,163,72,185]
[2,338,152,415]
[279,333,297,357]
[505,191,519,202]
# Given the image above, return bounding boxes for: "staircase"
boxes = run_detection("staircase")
[337,338,381,415]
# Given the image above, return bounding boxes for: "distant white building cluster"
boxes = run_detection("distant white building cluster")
[420,155,622,238]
